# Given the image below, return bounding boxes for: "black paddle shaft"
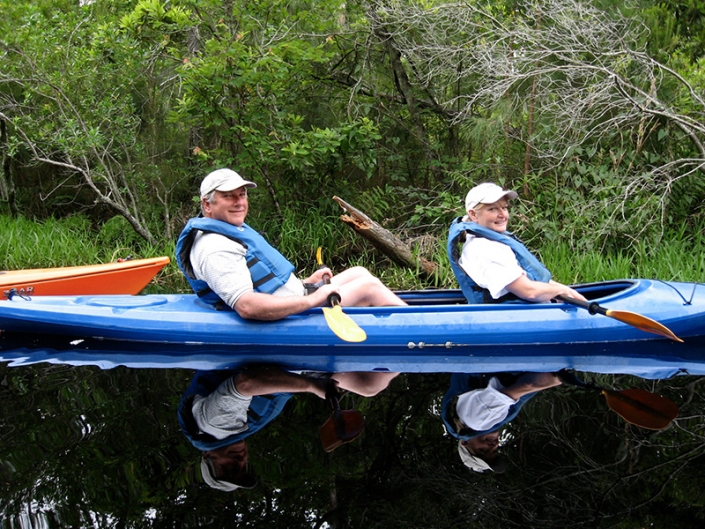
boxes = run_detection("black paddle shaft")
[324,379,341,411]
[303,273,341,306]
[321,272,342,307]
[556,295,607,316]
[555,369,597,389]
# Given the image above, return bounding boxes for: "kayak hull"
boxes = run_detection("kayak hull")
[1,331,703,379]
[1,279,704,376]
[0,257,170,299]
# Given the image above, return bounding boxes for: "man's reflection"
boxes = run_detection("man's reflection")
[178,366,398,491]
[442,372,562,473]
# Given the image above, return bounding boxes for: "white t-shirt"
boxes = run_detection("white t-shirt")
[190,231,305,308]
[192,376,253,439]
[458,236,525,300]
[455,376,517,431]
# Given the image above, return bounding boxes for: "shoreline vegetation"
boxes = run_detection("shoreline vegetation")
[2,213,703,295]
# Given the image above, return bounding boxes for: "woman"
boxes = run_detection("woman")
[447,182,585,304]
[441,372,563,473]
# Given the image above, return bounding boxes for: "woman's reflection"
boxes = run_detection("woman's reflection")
[441,372,562,473]
[178,366,398,491]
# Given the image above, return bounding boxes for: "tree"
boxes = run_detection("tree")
[361,0,705,247]
[0,0,195,244]
[5,0,705,253]
[157,0,386,211]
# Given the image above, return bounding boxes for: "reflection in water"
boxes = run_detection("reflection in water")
[442,372,562,473]
[1,357,705,528]
[178,367,398,491]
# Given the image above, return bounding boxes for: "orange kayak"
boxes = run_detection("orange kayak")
[0,256,170,299]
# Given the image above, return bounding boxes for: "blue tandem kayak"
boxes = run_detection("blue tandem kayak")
[1,279,705,377]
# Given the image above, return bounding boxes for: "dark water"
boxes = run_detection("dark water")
[2,336,705,528]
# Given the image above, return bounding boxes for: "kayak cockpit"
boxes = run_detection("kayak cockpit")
[395,280,637,306]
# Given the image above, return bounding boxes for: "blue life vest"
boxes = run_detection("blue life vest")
[177,369,293,451]
[447,219,552,304]
[176,217,296,307]
[441,373,536,441]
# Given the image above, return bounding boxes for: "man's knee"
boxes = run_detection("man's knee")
[348,266,374,279]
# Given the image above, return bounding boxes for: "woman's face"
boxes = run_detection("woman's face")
[468,199,510,233]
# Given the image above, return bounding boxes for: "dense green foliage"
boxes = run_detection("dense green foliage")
[2,0,705,262]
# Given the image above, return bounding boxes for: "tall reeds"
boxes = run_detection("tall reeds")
[2,213,703,293]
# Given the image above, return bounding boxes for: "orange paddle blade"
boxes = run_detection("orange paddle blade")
[556,295,682,342]
[602,388,680,430]
[320,410,366,452]
[604,309,683,343]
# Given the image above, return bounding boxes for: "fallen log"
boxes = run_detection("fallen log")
[332,196,438,279]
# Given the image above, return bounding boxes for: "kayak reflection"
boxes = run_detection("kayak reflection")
[178,366,398,491]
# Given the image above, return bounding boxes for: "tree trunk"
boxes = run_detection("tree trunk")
[0,119,18,216]
[332,196,438,279]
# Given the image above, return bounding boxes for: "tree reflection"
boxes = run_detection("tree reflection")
[1,361,704,528]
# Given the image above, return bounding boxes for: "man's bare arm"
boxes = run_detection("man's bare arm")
[233,367,329,399]
[233,285,337,321]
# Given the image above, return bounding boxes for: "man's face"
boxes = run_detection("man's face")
[202,187,249,226]
[463,432,501,460]
[204,440,249,478]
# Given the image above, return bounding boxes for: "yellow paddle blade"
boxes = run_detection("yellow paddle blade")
[316,246,323,267]
[322,305,367,342]
[605,309,683,343]
[315,245,366,342]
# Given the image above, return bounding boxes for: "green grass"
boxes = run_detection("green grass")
[541,234,705,285]
[0,214,186,293]
[0,215,99,269]
[2,212,704,295]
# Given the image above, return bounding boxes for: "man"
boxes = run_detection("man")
[442,372,562,473]
[176,168,406,319]
[178,366,398,491]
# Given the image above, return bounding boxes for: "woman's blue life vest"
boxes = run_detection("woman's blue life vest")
[447,219,552,304]
[176,217,296,307]
[441,373,537,441]
[177,369,293,451]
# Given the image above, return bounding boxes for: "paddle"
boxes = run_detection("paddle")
[556,370,679,430]
[319,382,366,452]
[314,248,367,343]
[555,295,682,343]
